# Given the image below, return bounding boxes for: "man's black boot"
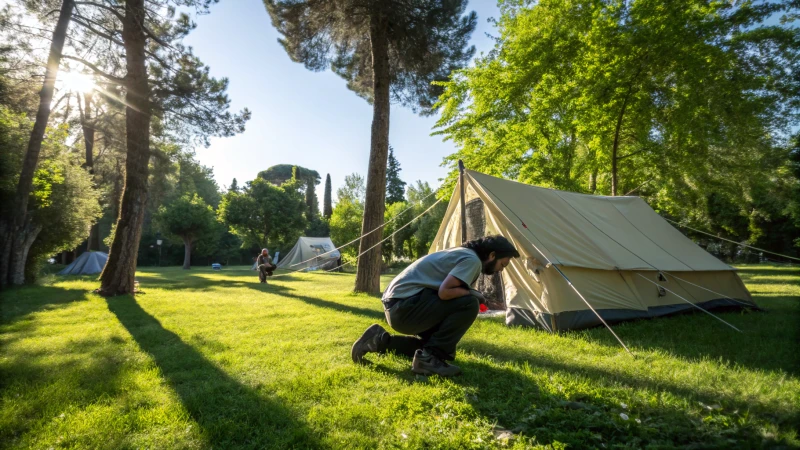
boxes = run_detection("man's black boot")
[351,324,388,364]
[411,349,462,377]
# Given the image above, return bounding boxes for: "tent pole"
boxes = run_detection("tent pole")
[459,159,467,243]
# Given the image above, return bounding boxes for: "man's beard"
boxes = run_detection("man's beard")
[482,260,498,275]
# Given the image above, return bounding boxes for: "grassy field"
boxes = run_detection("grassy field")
[1,265,798,449]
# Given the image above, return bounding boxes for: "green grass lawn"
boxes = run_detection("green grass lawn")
[1,265,798,449]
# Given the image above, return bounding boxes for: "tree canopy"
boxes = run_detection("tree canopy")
[218,174,307,252]
[155,194,217,269]
[435,0,800,256]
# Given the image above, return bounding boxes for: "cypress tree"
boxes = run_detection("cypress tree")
[323,174,332,219]
[385,146,406,204]
[305,179,319,220]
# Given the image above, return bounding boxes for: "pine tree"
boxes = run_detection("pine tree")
[265,0,476,293]
[323,174,332,219]
[385,146,406,204]
[229,178,239,193]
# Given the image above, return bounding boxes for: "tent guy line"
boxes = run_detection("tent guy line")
[549,187,741,332]
[468,175,635,356]
[662,272,754,309]
[284,188,441,270]
[665,218,800,263]
[323,199,444,274]
[264,198,443,280]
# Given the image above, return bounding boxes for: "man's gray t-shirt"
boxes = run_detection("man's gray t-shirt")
[382,247,482,301]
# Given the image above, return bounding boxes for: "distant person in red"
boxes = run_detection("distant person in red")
[257,248,276,283]
[351,235,519,377]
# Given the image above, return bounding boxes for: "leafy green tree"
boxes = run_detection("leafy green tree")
[0,0,75,287]
[265,0,477,292]
[323,173,332,219]
[385,146,406,204]
[436,0,799,197]
[155,194,216,269]
[0,105,102,283]
[259,164,320,224]
[258,165,320,187]
[434,0,799,257]
[407,181,446,258]
[383,201,414,260]
[330,197,363,262]
[218,175,307,252]
[337,173,365,205]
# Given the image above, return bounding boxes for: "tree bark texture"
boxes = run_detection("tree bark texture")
[0,0,74,287]
[182,238,192,270]
[80,91,102,252]
[354,13,391,293]
[98,0,151,296]
[465,198,505,311]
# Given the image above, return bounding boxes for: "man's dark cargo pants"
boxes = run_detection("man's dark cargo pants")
[381,288,479,361]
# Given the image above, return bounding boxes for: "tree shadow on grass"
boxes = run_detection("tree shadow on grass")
[255,284,386,321]
[459,340,798,428]
[134,270,387,321]
[105,296,320,449]
[451,357,795,448]
[0,286,91,348]
[0,343,129,447]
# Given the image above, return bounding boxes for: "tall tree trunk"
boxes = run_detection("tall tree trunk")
[611,103,626,196]
[79,91,101,252]
[98,0,150,296]
[0,0,74,287]
[354,13,391,293]
[611,85,634,196]
[12,223,43,285]
[182,238,192,270]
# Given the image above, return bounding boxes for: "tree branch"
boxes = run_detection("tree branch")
[61,55,124,84]
[617,148,648,160]
[71,14,124,47]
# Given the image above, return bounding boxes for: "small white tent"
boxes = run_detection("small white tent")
[58,251,108,275]
[277,237,340,271]
[431,170,756,331]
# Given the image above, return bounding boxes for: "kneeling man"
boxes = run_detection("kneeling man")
[351,235,519,376]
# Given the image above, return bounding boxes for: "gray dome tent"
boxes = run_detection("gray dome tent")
[277,237,340,271]
[58,251,108,275]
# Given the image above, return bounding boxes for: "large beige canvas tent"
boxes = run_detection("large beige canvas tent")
[277,237,341,271]
[431,170,756,331]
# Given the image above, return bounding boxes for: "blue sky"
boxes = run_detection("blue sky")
[183,1,501,202]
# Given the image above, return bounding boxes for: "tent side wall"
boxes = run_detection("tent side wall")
[276,237,340,271]
[429,171,757,332]
[506,266,756,331]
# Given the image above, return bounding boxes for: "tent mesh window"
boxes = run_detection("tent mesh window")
[465,198,506,310]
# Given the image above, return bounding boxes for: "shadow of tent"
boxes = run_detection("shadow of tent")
[105,296,319,448]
